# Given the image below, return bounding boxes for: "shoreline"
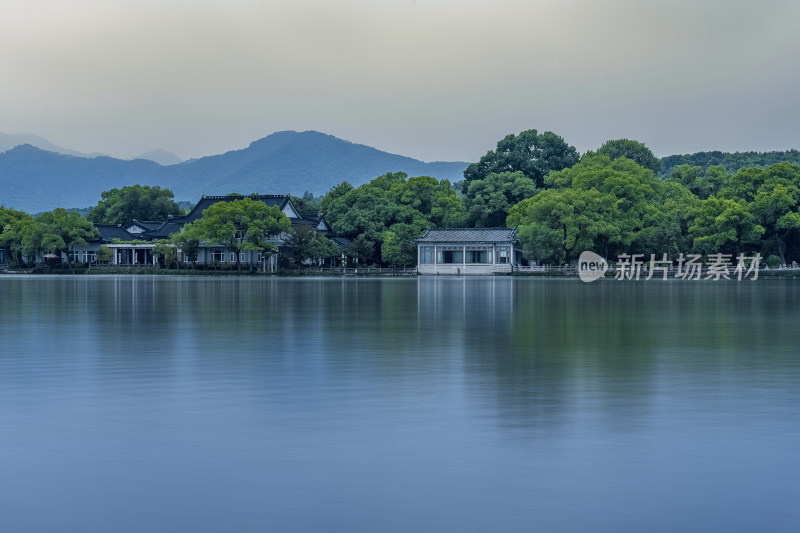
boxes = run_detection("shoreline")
[2,267,799,279]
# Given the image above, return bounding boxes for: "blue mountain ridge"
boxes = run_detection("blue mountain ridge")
[0,130,469,213]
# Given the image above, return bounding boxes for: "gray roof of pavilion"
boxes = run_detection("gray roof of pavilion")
[120,194,295,240]
[295,213,324,225]
[145,220,187,239]
[329,236,351,248]
[415,227,518,244]
[295,213,333,234]
[101,195,334,242]
[182,194,291,224]
[95,225,139,242]
[129,219,163,231]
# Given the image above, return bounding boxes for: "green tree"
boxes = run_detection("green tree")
[659,149,800,178]
[634,181,699,258]
[668,164,702,190]
[346,234,375,265]
[388,176,465,227]
[1,215,44,265]
[153,240,178,268]
[751,183,800,265]
[716,162,800,261]
[37,208,100,268]
[546,154,662,251]
[171,225,202,268]
[291,191,322,214]
[596,138,661,174]
[464,171,537,227]
[690,198,764,256]
[667,164,728,200]
[285,224,319,263]
[88,185,184,225]
[370,171,409,192]
[464,129,579,188]
[381,223,425,267]
[324,185,407,244]
[695,166,728,199]
[189,198,290,270]
[0,206,33,265]
[321,173,465,264]
[508,188,621,263]
[19,219,52,264]
[307,236,340,266]
[319,182,354,218]
[97,245,112,264]
[720,162,800,202]
[245,205,292,271]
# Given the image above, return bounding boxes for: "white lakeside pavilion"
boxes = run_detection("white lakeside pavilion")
[415,227,523,275]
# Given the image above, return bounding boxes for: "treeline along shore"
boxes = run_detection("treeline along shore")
[3,130,800,272]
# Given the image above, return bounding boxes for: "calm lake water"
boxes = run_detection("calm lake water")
[1,275,799,532]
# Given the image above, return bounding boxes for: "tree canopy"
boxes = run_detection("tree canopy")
[595,138,661,174]
[185,198,291,269]
[660,149,800,178]
[509,154,689,262]
[464,171,537,228]
[88,185,184,225]
[322,172,464,265]
[463,129,579,188]
[3,208,100,267]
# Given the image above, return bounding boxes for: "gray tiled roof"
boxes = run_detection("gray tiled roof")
[329,236,351,248]
[130,220,163,231]
[95,225,138,242]
[183,194,290,223]
[415,227,517,243]
[96,195,329,242]
[145,221,187,239]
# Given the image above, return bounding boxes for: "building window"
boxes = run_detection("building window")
[497,247,510,264]
[84,251,97,263]
[466,249,491,264]
[211,250,224,262]
[437,249,463,264]
[420,247,434,264]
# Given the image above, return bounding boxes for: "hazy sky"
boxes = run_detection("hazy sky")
[2,0,800,162]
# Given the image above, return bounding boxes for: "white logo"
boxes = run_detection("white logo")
[579,251,608,282]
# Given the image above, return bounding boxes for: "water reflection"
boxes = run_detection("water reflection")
[1,275,799,532]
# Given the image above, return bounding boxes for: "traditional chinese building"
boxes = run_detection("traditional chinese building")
[415,227,523,275]
[66,194,339,268]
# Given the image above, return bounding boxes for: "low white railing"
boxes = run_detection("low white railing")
[515,265,577,274]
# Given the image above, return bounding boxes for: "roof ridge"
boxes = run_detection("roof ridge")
[427,227,513,231]
[201,194,286,200]
[425,227,516,231]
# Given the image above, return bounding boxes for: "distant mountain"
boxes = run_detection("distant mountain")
[0,132,105,158]
[0,145,166,213]
[165,130,468,198]
[135,149,183,166]
[0,131,469,213]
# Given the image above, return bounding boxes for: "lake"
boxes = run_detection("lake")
[1,275,798,532]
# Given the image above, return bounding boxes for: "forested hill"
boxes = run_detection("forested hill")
[0,131,468,213]
[660,150,800,178]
